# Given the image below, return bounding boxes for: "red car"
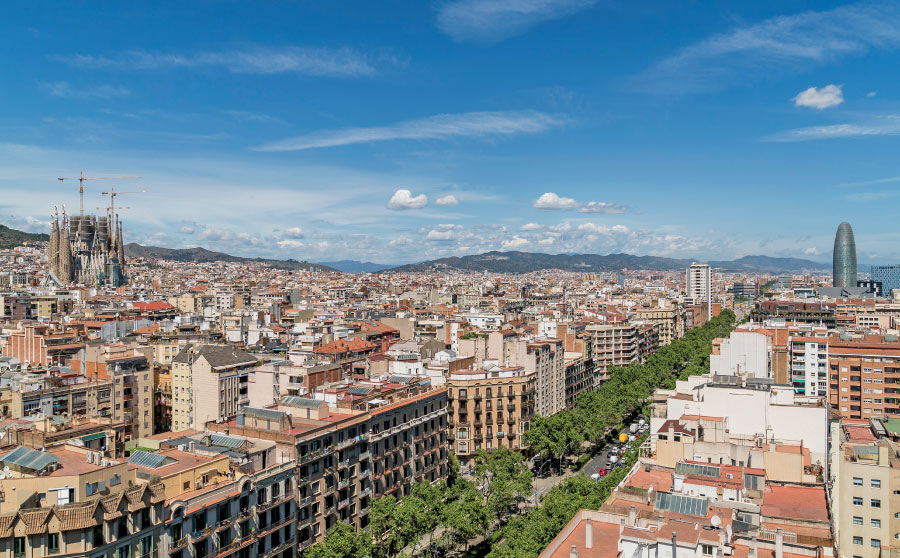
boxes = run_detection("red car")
[597,468,608,476]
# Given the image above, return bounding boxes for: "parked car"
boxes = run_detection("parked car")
[597,468,608,476]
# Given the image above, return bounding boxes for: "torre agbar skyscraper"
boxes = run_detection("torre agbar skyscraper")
[833,221,858,289]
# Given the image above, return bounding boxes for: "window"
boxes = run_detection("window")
[853,497,863,506]
[48,533,59,553]
[853,536,863,545]
[872,519,881,528]
[872,479,882,489]
[853,516,863,526]
[872,539,881,548]
[701,544,714,556]
[853,477,863,486]
[872,499,882,508]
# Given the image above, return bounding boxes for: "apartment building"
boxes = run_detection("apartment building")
[171,344,257,431]
[446,365,535,462]
[633,305,683,346]
[828,334,900,420]
[207,384,449,550]
[789,336,830,397]
[586,321,660,382]
[3,322,83,367]
[830,418,900,558]
[0,444,167,558]
[686,262,712,320]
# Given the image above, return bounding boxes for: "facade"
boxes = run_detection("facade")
[633,306,682,346]
[789,336,829,397]
[686,263,712,320]
[834,221,858,289]
[828,334,900,420]
[872,264,900,297]
[586,322,660,382]
[830,419,900,558]
[48,209,127,287]
[709,330,769,377]
[446,366,535,461]
[171,345,257,431]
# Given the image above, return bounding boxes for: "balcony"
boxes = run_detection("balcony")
[337,459,351,469]
[257,491,294,513]
[358,450,370,461]
[190,527,211,542]
[298,447,334,465]
[368,408,448,442]
[358,507,370,517]
[336,433,367,450]
[324,504,336,516]
[215,517,233,532]
[337,498,350,510]
[358,468,370,480]
[169,539,188,554]
[263,541,294,558]
[298,495,314,507]
[337,478,350,490]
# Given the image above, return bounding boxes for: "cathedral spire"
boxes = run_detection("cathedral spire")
[48,206,60,278]
[58,207,73,284]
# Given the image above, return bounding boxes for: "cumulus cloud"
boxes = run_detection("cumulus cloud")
[426,229,456,240]
[435,194,459,206]
[521,222,544,231]
[277,239,305,249]
[803,246,822,255]
[283,226,304,238]
[179,226,195,234]
[577,223,629,233]
[534,192,626,213]
[793,84,843,109]
[387,189,428,210]
[534,192,579,210]
[578,201,627,214]
[501,235,529,249]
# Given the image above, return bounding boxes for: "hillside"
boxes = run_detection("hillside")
[125,243,337,272]
[0,224,49,249]
[314,260,396,273]
[387,251,829,274]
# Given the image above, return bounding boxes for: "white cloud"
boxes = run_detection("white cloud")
[436,0,597,43]
[578,201,627,214]
[534,192,626,213]
[39,81,130,99]
[283,226,304,238]
[435,194,459,206]
[534,192,578,210]
[538,236,555,245]
[577,223,629,234]
[520,222,544,231]
[636,1,900,92]
[426,229,456,240]
[254,110,564,152]
[50,46,389,77]
[277,239,305,249]
[868,91,878,97]
[766,115,900,141]
[803,246,821,255]
[793,84,843,109]
[848,191,898,201]
[387,189,428,210]
[501,235,529,249]
[179,226,195,234]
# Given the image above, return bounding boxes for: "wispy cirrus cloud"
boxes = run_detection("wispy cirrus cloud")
[635,1,900,93]
[436,0,597,43]
[39,81,130,99]
[49,46,396,77]
[766,115,900,142]
[838,175,900,188]
[847,191,899,201]
[254,110,564,152]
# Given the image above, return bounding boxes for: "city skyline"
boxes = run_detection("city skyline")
[3,2,900,263]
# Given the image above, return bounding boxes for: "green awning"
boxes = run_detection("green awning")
[82,432,107,443]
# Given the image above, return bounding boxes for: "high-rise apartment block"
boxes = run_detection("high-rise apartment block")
[686,262,712,319]
[872,264,900,297]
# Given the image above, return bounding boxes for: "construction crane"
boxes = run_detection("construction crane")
[57,172,140,216]
[101,188,145,222]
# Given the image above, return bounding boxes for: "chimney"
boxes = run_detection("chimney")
[569,545,578,558]
[585,518,593,549]
[775,528,784,558]
[629,505,636,526]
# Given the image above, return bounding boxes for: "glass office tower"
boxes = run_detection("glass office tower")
[833,221,857,289]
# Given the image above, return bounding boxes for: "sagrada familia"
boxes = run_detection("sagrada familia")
[48,207,127,287]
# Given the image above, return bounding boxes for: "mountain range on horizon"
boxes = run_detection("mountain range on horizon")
[0,222,834,274]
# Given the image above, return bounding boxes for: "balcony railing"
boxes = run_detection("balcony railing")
[337,498,350,510]
[169,539,188,553]
[215,518,233,531]
[368,408,448,442]
[358,450,370,461]
[298,447,334,465]
[257,491,294,513]
[190,527,211,542]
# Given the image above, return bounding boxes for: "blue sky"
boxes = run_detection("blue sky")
[2,1,900,264]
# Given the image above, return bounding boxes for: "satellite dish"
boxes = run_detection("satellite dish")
[3,466,9,473]
[0,472,6,480]
[710,515,722,528]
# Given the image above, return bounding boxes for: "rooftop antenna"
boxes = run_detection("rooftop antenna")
[58,171,140,216]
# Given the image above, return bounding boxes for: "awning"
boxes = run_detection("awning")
[82,432,107,443]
